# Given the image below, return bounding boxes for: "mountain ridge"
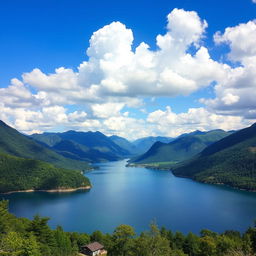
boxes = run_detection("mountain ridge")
[0,120,90,170]
[129,129,232,164]
[172,123,256,191]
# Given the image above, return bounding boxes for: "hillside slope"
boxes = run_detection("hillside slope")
[130,130,231,164]
[0,121,90,170]
[0,153,90,193]
[173,123,256,191]
[109,135,139,155]
[32,130,130,162]
[132,136,174,155]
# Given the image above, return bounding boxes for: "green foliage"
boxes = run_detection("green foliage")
[173,123,256,191]
[54,226,74,256]
[1,199,256,256]
[0,120,90,170]
[0,153,90,193]
[130,130,230,165]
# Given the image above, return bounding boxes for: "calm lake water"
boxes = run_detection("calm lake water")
[2,160,256,234]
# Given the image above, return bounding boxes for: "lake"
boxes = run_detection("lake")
[2,160,256,235]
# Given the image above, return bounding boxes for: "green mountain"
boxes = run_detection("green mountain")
[129,130,231,164]
[30,132,62,147]
[0,121,90,170]
[132,136,174,155]
[32,130,130,162]
[52,139,122,162]
[173,123,256,191]
[109,135,139,155]
[0,152,90,193]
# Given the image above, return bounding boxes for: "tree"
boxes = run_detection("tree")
[111,224,135,256]
[27,214,56,255]
[0,231,23,256]
[135,223,172,256]
[22,234,41,256]
[70,232,90,251]
[173,232,186,250]
[54,226,74,256]
[0,200,11,235]
[199,236,217,256]
[183,232,200,256]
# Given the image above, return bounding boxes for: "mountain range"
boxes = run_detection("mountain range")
[129,129,232,165]
[1,118,256,192]
[31,132,175,162]
[0,121,89,170]
[32,131,131,162]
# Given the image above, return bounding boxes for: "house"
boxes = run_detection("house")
[81,242,107,256]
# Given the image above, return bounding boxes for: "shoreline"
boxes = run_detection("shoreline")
[172,173,256,193]
[1,186,91,195]
[127,164,256,193]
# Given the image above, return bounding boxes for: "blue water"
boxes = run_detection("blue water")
[2,160,256,234]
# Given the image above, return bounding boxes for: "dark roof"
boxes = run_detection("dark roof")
[82,242,104,252]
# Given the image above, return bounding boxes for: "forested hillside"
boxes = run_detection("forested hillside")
[0,153,90,193]
[130,130,231,165]
[173,123,256,191]
[0,121,90,170]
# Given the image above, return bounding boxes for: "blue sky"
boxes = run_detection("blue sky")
[0,0,256,139]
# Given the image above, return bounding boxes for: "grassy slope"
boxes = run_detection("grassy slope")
[173,124,256,190]
[0,121,90,170]
[130,130,230,164]
[0,153,90,193]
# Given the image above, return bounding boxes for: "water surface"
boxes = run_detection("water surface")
[2,160,256,234]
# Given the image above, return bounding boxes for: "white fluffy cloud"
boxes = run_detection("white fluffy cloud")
[202,21,256,119]
[19,8,223,103]
[214,20,256,64]
[91,102,125,118]
[0,9,256,139]
[147,107,253,137]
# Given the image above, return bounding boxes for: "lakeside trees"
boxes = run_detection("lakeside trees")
[0,153,91,193]
[1,200,256,256]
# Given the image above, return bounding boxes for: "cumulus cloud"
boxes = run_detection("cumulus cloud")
[147,106,253,137]
[202,21,256,119]
[91,102,125,118]
[20,8,223,103]
[214,20,256,64]
[1,8,256,138]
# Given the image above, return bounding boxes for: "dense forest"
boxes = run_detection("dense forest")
[0,153,90,193]
[129,130,231,165]
[173,124,256,191]
[1,200,256,256]
[0,120,90,171]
